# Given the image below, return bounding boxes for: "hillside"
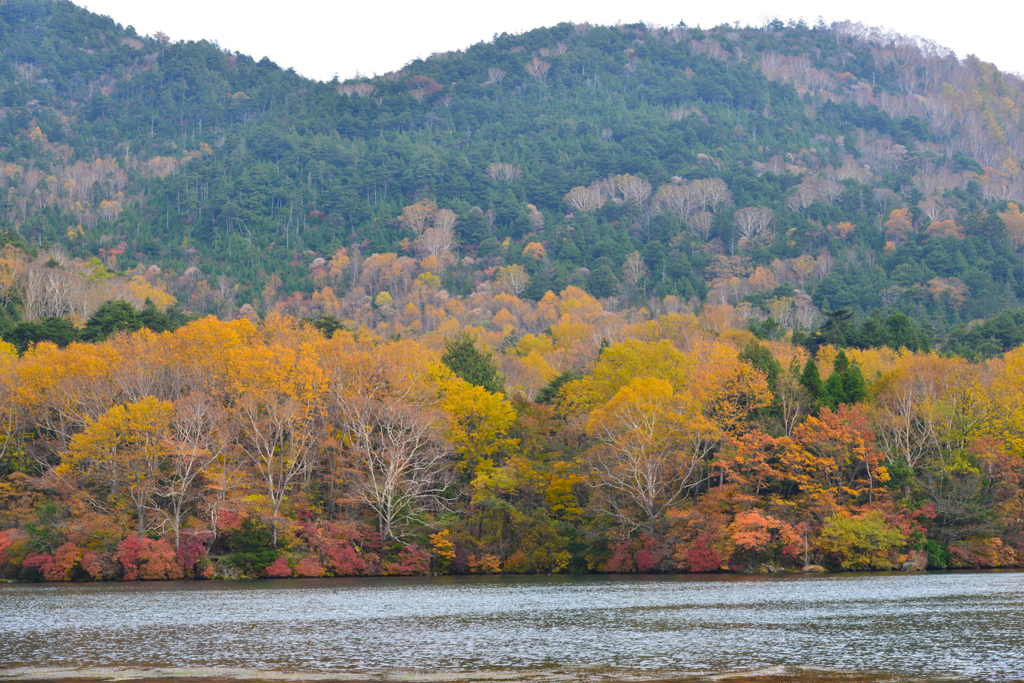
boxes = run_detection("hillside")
[0,1,1023,353]
[4,4,1024,581]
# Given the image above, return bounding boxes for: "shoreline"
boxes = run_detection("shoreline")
[4,566,1024,585]
[0,667,964,683]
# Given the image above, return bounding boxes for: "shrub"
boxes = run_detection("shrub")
[682,536,725,572]
[265,557,292,578]
[817,511,906,570]
[385,544,431,575]
[293,556,326,577]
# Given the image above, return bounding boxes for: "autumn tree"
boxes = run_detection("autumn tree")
[524,58,551,83]
[163,393,231,549]
[587,377,710,534]
[495,264,530,297]
[733,206,774,243]
[61,396,175,537]
[785,405,890,515]
[342,396,452,540]
[230,342,325,546]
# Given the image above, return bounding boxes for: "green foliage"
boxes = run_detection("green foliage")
[799,358,827,411]
[817,512,906,570]
[0,0,1021,352]
[223,518,279,574]
[442,332,505,395]
[823,351,866,409]
[536,370,581,405]
[6,299,190,352]
[924,539,950,569]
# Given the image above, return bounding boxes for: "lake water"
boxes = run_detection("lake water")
[1,572,1023,683]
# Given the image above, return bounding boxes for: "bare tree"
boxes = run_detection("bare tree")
[485,67,506,85]
[687,211,715,241]
[524,58,552,83]
[341,398,452,540]
[162,393,230,549]
[734,206,775,241]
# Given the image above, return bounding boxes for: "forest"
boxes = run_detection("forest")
[2,0,1024,579]
[1,302,1022,580]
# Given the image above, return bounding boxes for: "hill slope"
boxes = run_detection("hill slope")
[1,2,1024,351]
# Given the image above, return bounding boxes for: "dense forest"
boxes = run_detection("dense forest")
[1,307,1023,580]
[2,0,1024,580]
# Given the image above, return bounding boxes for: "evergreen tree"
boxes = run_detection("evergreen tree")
[441,332,505,395]
[738,340,782,396]
[799,358,828,411]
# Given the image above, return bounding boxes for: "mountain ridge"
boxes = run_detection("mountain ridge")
[0,0,1022,355]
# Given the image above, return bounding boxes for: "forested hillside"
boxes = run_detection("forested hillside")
[2,1,1024,581]
[0,1,1023,350]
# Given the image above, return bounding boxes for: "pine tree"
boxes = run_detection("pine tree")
[799,358,828,411]
[441,332,505,395]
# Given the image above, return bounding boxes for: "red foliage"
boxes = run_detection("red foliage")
[265,557,292,578]
[117,536,184,580]
[0,528,21,561]
[140,538,183,580]
[115,536,143,581]
[23,543,87,582]
[81,550,106,579]
[49,542,83,580]
[176,538,208,574]
[301,521,378,576]
[293,556,325,577]
[636,536,665,573]
[22,553,54,579]
[603,540,636,573]
[385,543,431,575]
[216,509,243,532]
[684,536,724,572]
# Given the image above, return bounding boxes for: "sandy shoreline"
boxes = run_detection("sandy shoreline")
[0,667,964,683]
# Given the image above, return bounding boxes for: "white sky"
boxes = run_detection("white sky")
[75,0,1023,82]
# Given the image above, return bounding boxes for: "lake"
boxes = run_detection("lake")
[1,572,1022,683]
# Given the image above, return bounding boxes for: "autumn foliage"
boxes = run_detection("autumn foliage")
[0,301,1023,581]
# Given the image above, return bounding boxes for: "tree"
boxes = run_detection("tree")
[587,264,618,298]
[342,396,452,540]
[799,357,828,412]
[787,405,890,512]
[733,206,774,242]
[524,58,551,83]
[621,251,649,297]
[61,397,175,537]
[230,342,325,546]
[163,393,230,549]
[436,369,516,476]
[441,333,505,395]
[824,350,866,408]
[587,377,710,534]
[495,264,530,297]
[79,300,142,342]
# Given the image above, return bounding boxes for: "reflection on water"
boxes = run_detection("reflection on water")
[1,572,1022,682]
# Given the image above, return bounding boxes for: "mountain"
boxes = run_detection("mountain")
[1,1,1024,354]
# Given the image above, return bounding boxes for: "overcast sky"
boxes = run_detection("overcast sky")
[75,0,1023,82]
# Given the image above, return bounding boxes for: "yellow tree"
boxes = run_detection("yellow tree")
[163,393,232,549]
[586,377,710,533]
[61,396,175,537]
[998,202,1024,252]
[230,341,325,546]
[435,368,517,476]
[495,264,530,297]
